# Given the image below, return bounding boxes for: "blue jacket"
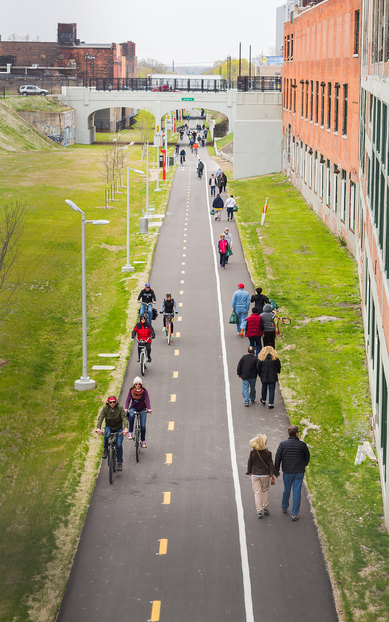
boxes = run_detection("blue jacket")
[232,289,250,313]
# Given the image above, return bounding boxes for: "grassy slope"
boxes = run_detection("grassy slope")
[0,144,173,621]
[229,173,389,622]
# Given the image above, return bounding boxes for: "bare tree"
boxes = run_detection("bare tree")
[101,147,113,207]
[0,202,24,322]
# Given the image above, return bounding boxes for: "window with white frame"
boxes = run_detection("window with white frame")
[333,167,338,212]
[319,157,324,199]
[341,170,346,221]
[349,181,356,231]
[314,151,319,193]
[326,159,331,205]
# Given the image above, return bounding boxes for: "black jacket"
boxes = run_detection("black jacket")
[250,293,270,313]
[257,354,281,383]
[274,437,310,475]
[237,353,258,380]
[246,448,275,476]
[212,196,224,209]
[137,288,156,304]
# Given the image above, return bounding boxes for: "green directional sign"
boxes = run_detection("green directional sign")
[182,97,194,101]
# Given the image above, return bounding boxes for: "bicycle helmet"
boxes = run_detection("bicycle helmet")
[145,282,151,287]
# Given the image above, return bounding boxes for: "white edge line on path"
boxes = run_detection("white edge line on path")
[204,164,255,622]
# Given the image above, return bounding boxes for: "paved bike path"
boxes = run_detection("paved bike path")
[57,126,338,622]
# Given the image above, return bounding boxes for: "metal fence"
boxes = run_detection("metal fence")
[87,76,282,93]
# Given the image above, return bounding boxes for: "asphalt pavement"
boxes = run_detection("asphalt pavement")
[57,121,338,622]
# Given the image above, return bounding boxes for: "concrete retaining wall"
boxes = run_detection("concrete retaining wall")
[18,109,76,146]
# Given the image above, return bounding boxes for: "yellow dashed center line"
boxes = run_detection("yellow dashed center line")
[166,453,173,464]
[181,261,185,266]
[182,254,186,257]
[177,316,182,322]
[181,270,185,274]
[174,349,180,355]
[158,539,168,555]
[180,280,184,284]
[162,491,171,504]
[180,290,184,294]
[175,332,180,337]
[179,302,183,307]
[172,370,179,378]
[170,394,176,403]
[168,421,175,430]
[150,600,161,621]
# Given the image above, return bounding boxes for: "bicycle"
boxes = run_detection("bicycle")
[138,308,150,324]
[133,412,141,462]
[162,312,175,345]
[106,431,120,484]
[137,340,148,375]
[274,316,291,339]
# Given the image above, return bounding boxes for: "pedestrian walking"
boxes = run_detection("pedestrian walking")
[246,434,276,518]
[209,173,217,196]
[218,233,228,269]
[245,308,263,356]
[225,195,236,221]
[223,227,233,263]
[212,193,224,220]
[232,283,251,336]
[274,425,310,521]
[215,167,222,181]
[257,345,281,408]
[237,345,258,406]
[260,303,276,347]
[251,287,270,314]
[220,172,227,193]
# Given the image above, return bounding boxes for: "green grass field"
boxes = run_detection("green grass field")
[0,142,173,622]
[229,173,389,622]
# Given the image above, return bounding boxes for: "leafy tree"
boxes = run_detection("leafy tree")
[205,58,255,80]
[137,58,170,78]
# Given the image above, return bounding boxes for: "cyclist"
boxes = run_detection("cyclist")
[96,396,128,471]
[125,377,152,448]
[180,148,186,165]
[132,315,155,362]
[160,292,178,335]
[137,282,156,324]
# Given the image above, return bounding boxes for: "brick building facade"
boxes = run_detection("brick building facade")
[282,0,361,255]
[358,0,389,526]
[0,23,137,82]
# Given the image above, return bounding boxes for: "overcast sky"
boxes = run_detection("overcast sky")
[1,0,283,65]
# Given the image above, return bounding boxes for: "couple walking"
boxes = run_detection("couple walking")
[246,425,310,521]
[237,345,281,407]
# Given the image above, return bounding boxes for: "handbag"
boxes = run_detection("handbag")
[210,209,215,215]
[270,299,279,310]
[226,244,233,257]
[233,205,238,212]
[229,311,238,324]
[152,308,158,320]
[256,451,275,485]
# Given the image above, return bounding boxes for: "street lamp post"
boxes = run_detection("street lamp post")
[66,199,109,391]
[122,166,144,273]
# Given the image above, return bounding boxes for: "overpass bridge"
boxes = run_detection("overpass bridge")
[59,82,282,179]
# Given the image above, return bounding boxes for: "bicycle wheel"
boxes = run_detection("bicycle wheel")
[140,349,146,376]
[135,426,140,463]
[276,330,283,339]
[167,321,171,345]
[108,446,114,484]
[282,317,291,325]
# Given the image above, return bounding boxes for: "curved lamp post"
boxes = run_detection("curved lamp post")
[122,167,145,273]
[66,199,109,391]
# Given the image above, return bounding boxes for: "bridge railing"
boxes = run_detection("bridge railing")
[82,77,282,93]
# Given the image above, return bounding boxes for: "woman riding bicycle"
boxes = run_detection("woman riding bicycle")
[160,292,178,335]
[132,315,155,362]
[125,377,152,448]
[96,396,128,470]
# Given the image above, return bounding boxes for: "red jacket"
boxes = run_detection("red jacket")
[245,313,263,338]
[133,324,153,342]
[218,239,228,253]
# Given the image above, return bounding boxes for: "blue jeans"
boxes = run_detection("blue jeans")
[128,408,147,442]
[235,310,248,333]
[242,378,256,404]
[210,185,216,196]
[219,252,226,268]
[104,426,124,463]
[249,336,262,357]
[227,207,234,221]
[282,472,304,515]
[261,382,275,405]
[140,302,153,324]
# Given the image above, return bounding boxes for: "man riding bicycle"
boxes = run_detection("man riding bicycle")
[132,315,155,362]
[125,377,152,448]
[96,396,128,471]
[137,282,156,324]
[160,292,178,335]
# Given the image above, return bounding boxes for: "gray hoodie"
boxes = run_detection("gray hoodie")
[260,304,276,332]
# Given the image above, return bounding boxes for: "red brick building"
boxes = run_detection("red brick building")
[0,23,137,82]
[282,0,361,255]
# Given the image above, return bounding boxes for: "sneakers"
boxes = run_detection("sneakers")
[116,463,123,471]
[244,403,250,407]
[268,404,274,409]
[102,448,108,459]
[291,514,299,521]
[128,432,133,440]
[257,512,264,519]
[162,327,166,332]
[141,441,147,448]
[260,399,266,405]
[239,330,244,337]
[136,358,140,362]
[147,357,152,362]
[263,508,269,516]
[251,399,256,404]
[282,508,288,513]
